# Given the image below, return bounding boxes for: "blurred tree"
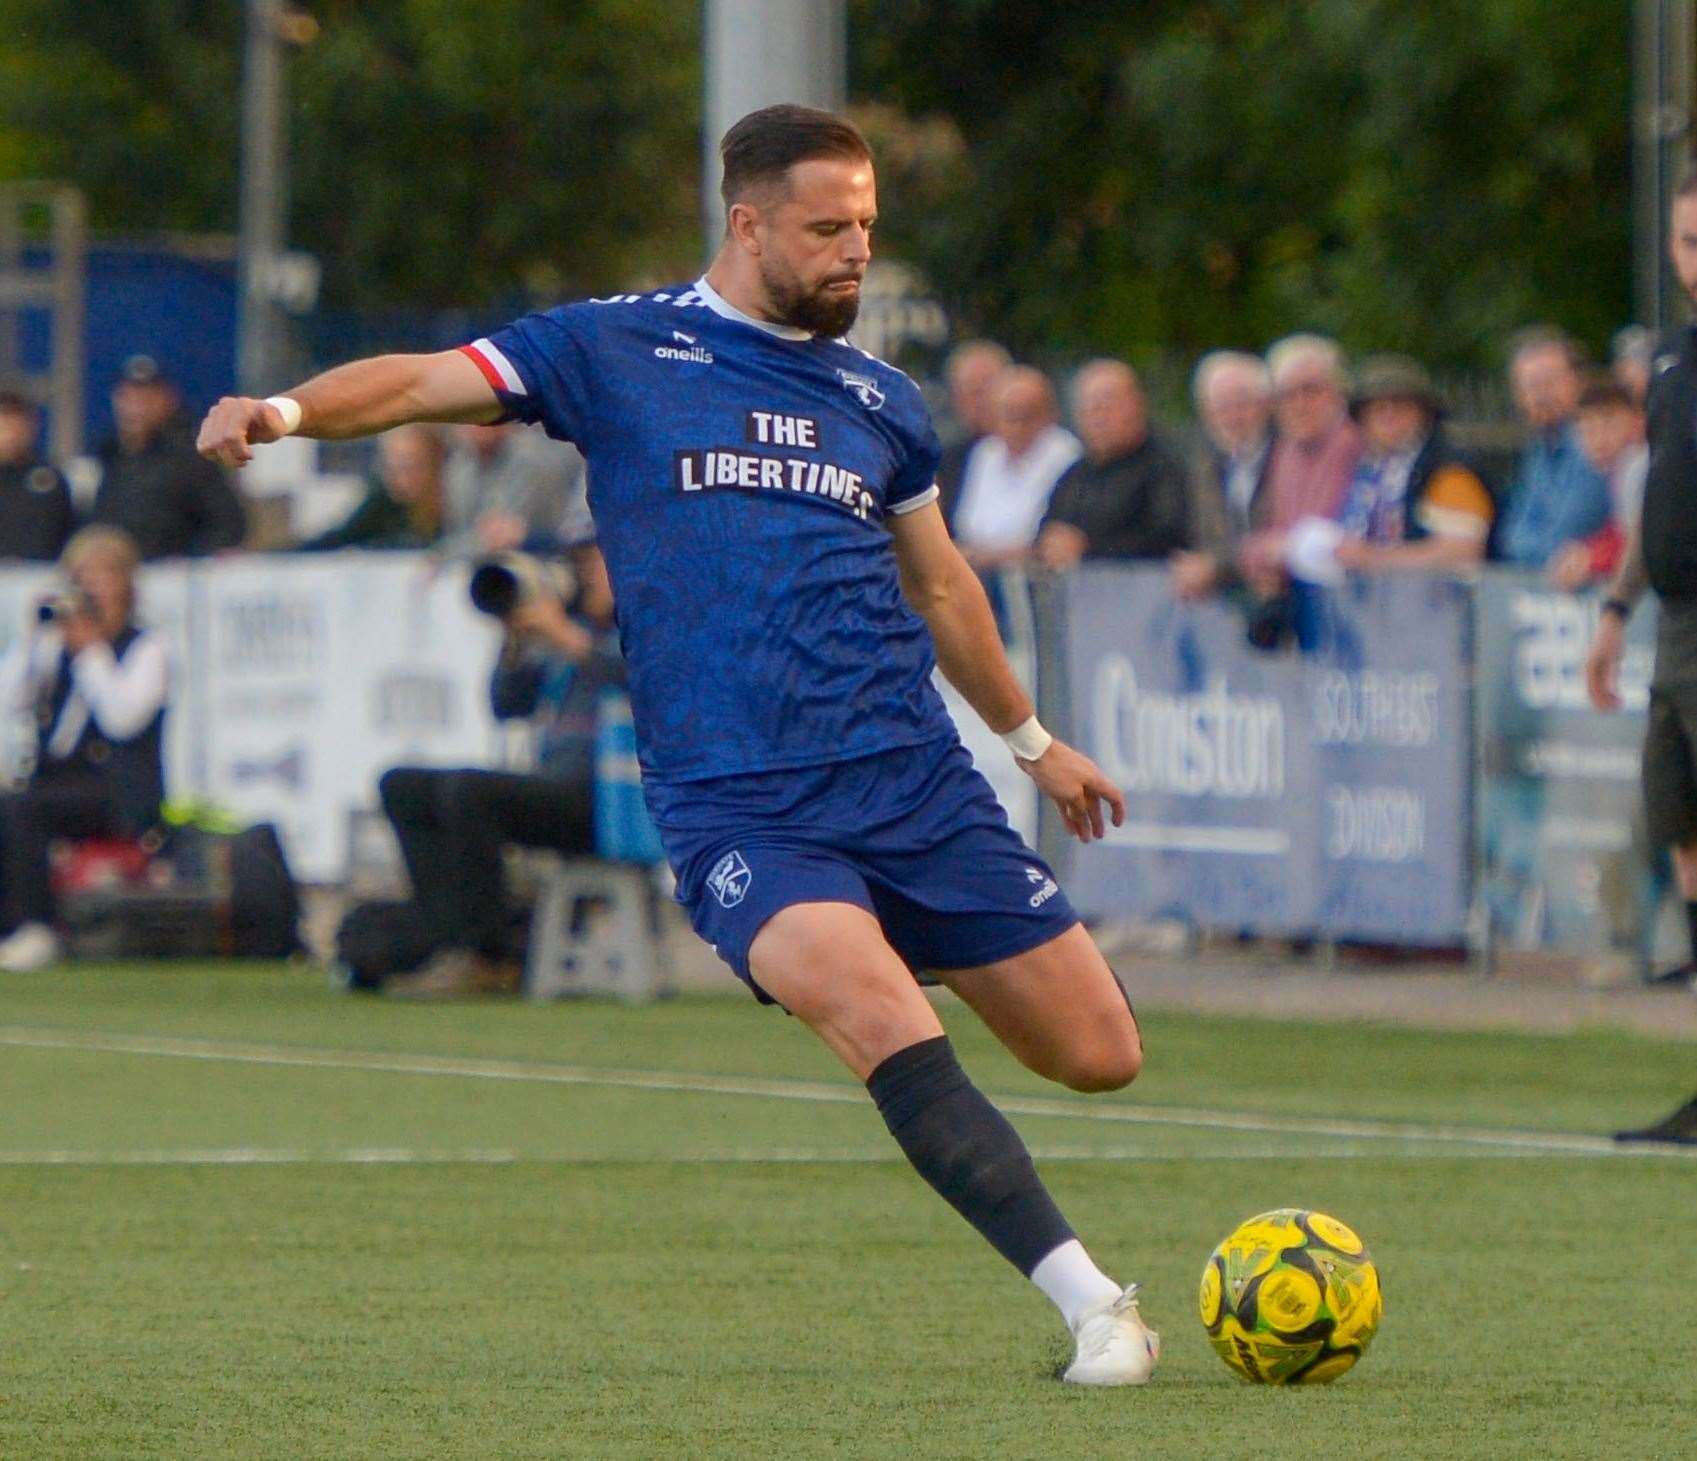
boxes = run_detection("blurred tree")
[0,0,702,306]
[852,0,1633,377]
[0,0,1633,373]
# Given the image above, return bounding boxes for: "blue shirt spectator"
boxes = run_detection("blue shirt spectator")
[1497,421,1612,567]
[1496,330,1612,567]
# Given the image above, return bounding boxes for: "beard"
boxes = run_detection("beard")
[760,257,863,337]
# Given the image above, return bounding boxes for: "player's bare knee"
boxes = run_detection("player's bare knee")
[1058,1030,1142,1093]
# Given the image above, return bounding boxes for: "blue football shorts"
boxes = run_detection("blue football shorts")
[645,735,1081,1004]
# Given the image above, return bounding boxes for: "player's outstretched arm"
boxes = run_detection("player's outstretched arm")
[888,502,1125,842]
[197,350,502,467]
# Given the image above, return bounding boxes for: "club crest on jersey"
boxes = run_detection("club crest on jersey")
[655,330,714,365]
[708,850,752,908]
[836,368,885,412]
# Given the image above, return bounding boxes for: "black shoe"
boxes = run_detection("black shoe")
[1614,1094,1697,1145]
[1641,962,1697,991]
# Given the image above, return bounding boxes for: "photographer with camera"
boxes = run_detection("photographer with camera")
[0,526,168,972]
[373,541,624,998]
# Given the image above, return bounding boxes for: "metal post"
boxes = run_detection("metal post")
[238,0,288,394]
[1634,0,1695,333]
[48,187,85,464]
[702,0,847,253]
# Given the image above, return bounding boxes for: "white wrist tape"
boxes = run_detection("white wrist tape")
[1002,715,1053,762]
[263,395,303,436]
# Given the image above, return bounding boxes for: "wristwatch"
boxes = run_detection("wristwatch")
[1600,597,1634,622]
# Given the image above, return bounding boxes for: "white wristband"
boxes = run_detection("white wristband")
[263,395,303,436]
[1002,715,1053,762]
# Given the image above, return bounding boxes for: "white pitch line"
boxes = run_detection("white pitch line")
[0,1145,1682,1168]
[0,1025,1687,1160]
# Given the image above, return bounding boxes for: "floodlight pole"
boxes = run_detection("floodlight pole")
[238,0,289,395]
[702,0,847,254]
[1634,0,1694,333]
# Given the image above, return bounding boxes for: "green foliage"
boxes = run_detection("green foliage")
[0,0,702,306]
[853,0,1633,374]
[0,0,1634,367]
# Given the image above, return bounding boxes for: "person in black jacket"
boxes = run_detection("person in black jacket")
[296,424,448,552]
[1034,359,1192,569]
[378,543,625,999]
[0,390,76,562]
[91,356,246,561]
[1587,173,1697,1144]
[0,526,168,972]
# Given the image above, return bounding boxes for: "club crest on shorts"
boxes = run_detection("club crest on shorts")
[836,369,885,412]
[708,849,752,908]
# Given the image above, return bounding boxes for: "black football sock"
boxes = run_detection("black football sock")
[867,1034,1075,1277]
[1686,901,1697,965]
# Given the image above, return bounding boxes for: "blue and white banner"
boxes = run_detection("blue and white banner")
[1056,567,1472,943]
[1474,572,1660,954]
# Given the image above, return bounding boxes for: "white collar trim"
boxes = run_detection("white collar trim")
[694,276,813,340]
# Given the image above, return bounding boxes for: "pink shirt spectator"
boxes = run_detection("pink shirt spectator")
[1262,415,1361,528]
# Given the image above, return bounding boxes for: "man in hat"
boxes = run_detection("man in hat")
[92,356,246,560]
[1326,354,1495,575]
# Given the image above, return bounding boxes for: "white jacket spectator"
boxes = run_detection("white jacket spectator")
[952,366,1081,568]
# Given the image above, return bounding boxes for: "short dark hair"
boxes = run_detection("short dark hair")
[1578,376,1638,413]
[1675,169,1697,203]
[0,386,35,416]
[719,104,871,210]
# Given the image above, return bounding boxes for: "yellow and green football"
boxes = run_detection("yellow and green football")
[1199,1208,1382,1384]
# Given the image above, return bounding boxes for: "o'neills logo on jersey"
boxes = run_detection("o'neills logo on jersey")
[674,447,875,520]
[655,330,714,364]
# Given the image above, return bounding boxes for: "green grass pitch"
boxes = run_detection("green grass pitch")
[1,963,1693,1458]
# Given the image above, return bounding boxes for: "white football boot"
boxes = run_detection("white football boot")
[1063,1283,1159,1386]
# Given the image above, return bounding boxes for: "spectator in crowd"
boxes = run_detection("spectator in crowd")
[1034,359,1192,568]
[1549,379,1649,591]
[0,526,167,972]
[1233,335,1359,616]
[378,544,624,999]
[1259,334,1360,528]
[1495,329,1613,569]
[1325,355,1495,574]
[935,340,1011,528]
[1612,324,1656,407]
[439,421,590,560]
[297,424,448,551]
[951,366,1081,569]
[1172,351,1275,599]
[0,389,76,562]
[91,356,246,560]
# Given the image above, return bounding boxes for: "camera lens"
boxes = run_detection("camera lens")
[468,561,522,618]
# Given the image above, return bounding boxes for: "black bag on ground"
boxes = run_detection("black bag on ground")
[62,821,304,960]
[334,900,438,990]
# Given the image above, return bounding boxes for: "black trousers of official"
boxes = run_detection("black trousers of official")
[378,767,595,958]
[0,773,120,932]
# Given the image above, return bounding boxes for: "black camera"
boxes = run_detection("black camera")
[467,552,577,619]
[36,587,94,624]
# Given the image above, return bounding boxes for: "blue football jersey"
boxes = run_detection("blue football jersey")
[461,277,955,785]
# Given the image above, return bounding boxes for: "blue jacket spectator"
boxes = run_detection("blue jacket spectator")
[1496,331,1612,567]
[1497,421,1612,567]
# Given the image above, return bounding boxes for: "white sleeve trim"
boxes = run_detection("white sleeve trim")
[887,484,940,516]
[468,338,529,396]
[68,631,169,741]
